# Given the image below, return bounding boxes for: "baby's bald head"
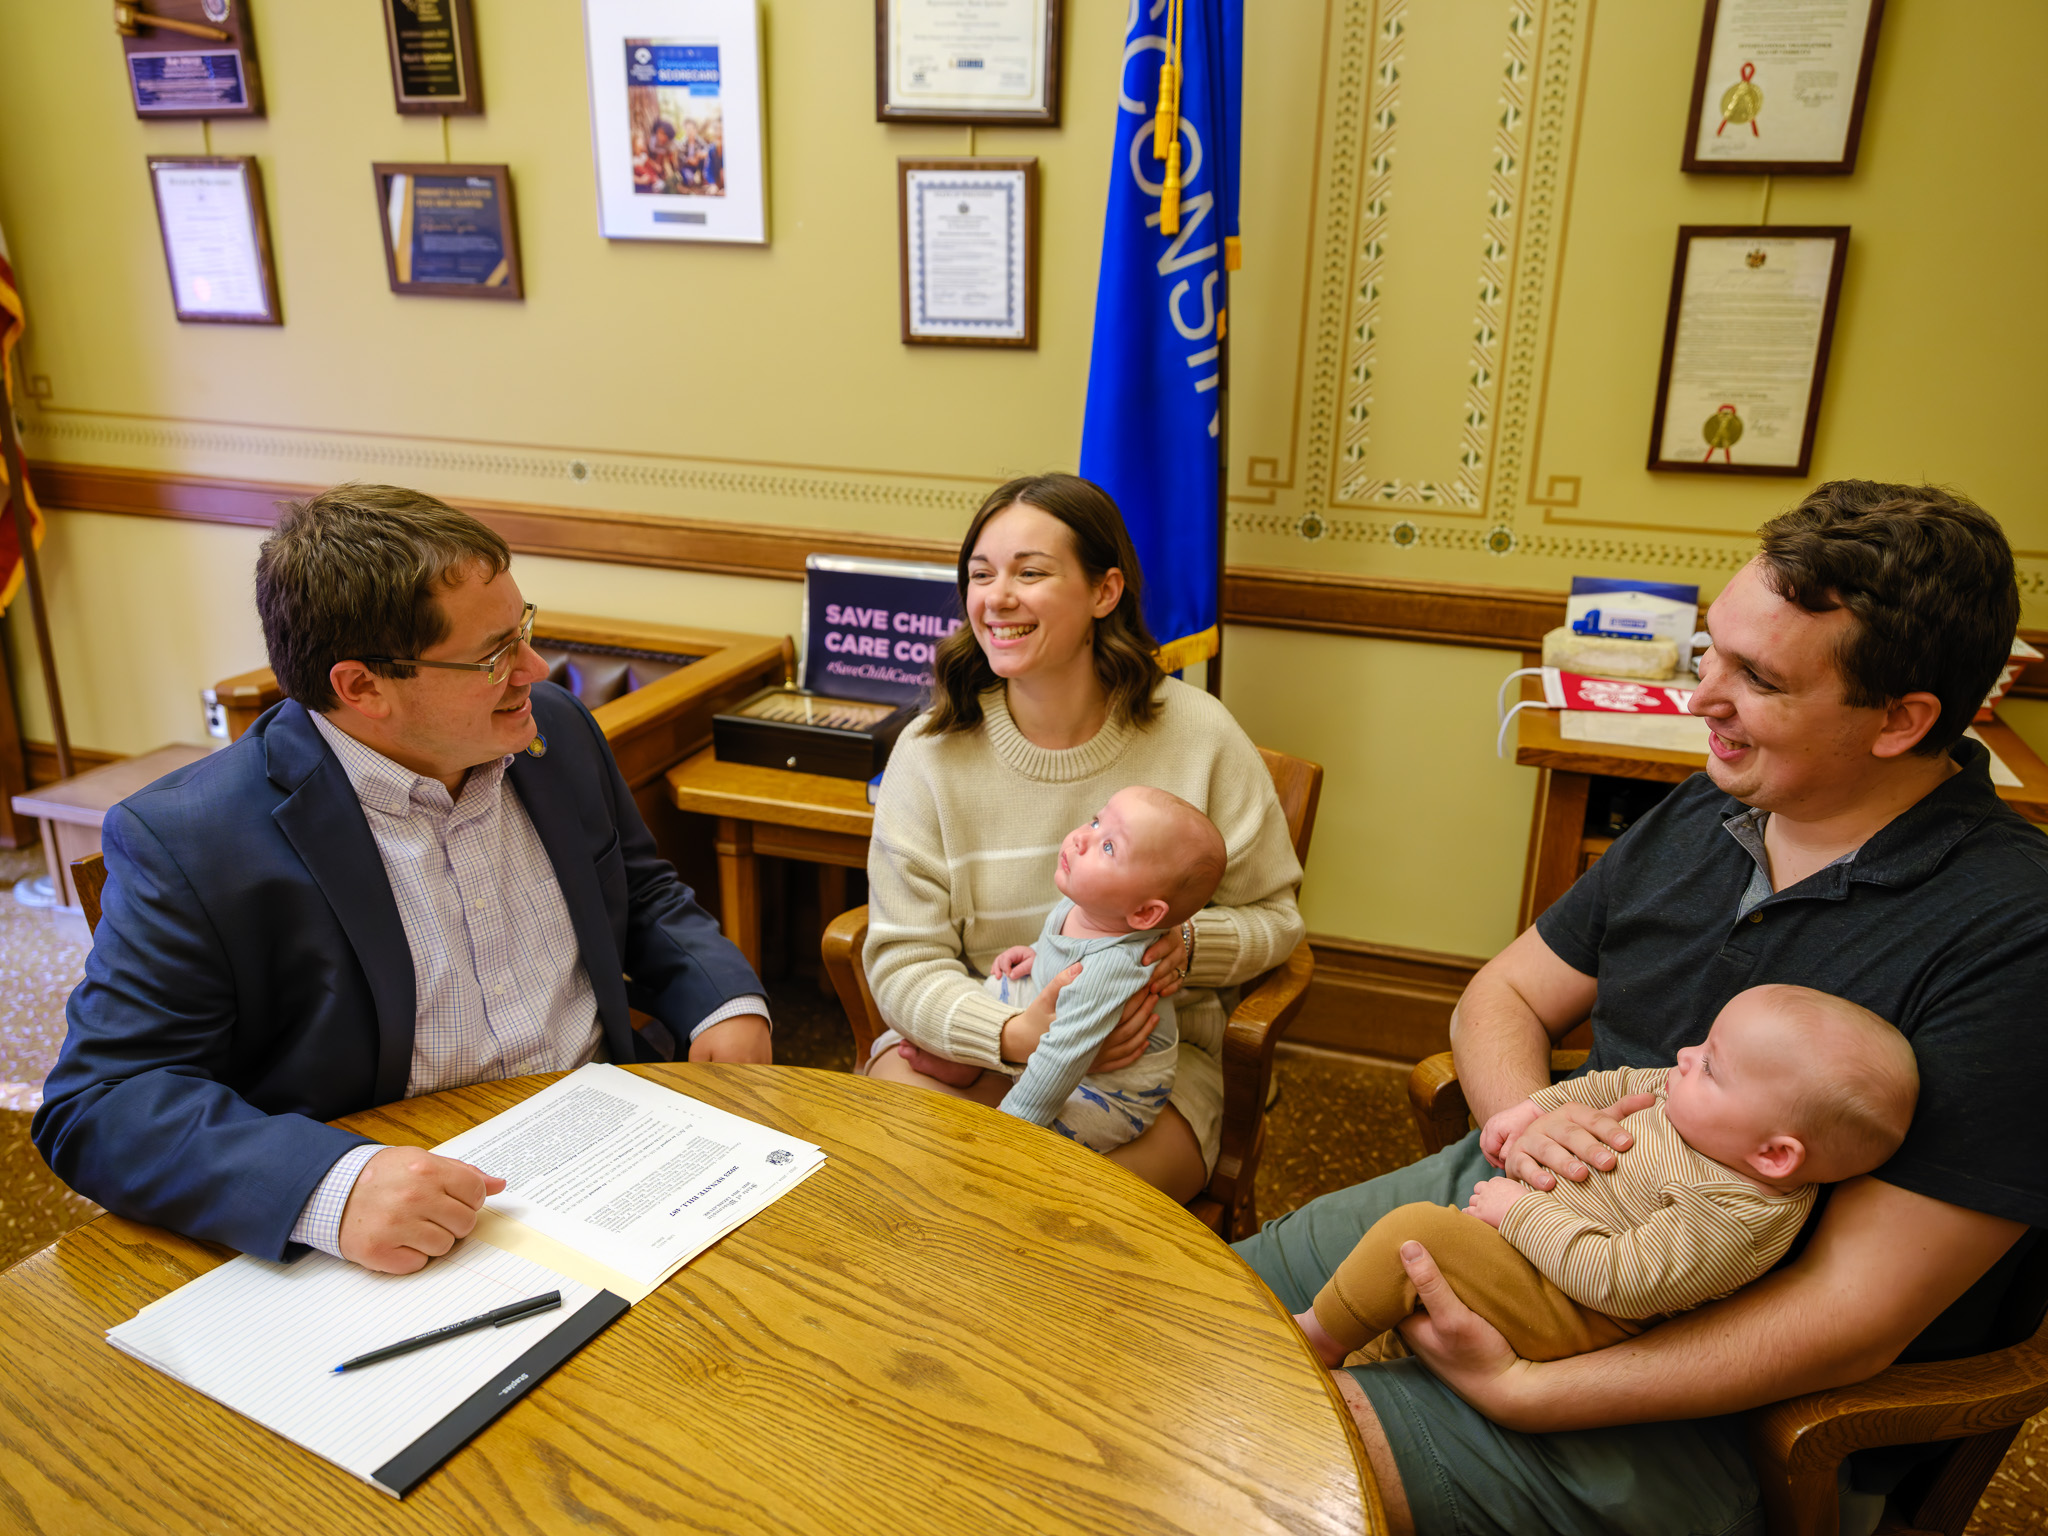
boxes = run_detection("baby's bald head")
[1118,786,1227,926]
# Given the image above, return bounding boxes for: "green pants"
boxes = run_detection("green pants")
[1234,1131,1765,1536]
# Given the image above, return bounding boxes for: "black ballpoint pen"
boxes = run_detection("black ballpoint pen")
[332,1291,563,1373]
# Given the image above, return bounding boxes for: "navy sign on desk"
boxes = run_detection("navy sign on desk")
[800,555,961,707]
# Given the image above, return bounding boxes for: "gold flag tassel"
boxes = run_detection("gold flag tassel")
[1158,0,1185,233]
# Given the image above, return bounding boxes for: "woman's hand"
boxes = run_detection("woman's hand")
[1141,926,1188,999]
[999,961,1083,1065]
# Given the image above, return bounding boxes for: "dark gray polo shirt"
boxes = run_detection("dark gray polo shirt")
[1536,737,2048,1357]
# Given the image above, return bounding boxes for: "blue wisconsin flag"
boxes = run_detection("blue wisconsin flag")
[1079,0,1243,672]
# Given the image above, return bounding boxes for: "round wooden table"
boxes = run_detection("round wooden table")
[0,1065,1382,1534]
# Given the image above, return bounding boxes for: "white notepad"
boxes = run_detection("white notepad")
[109,1241,602,1495]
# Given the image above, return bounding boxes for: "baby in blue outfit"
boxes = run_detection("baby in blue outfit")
[978,786,1226,1151]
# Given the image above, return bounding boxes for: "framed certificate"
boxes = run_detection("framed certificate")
[1648,227,1849,478]
[876,0,1061,126]
[120,0,265,119]
[1681,0,1886,174]
[898,159,1037,349]
[381,0,483,115]
[583,0,768,245]
[372,163,523,299]
[145,156,281,325]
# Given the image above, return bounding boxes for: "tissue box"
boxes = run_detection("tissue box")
[1542,626,1680,682]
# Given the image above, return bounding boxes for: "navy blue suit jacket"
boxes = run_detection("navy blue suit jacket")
[32,683,762,1260]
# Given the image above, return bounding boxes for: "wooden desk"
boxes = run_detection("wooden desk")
[1515,703,2048,930]
[10,742,216,911]
[0,1065,1381,1535]
[666,749,874,974]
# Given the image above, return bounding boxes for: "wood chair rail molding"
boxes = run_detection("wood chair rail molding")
[31,460,2048,693]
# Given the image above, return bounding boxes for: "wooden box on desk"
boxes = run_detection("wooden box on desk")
[711,689,915,782]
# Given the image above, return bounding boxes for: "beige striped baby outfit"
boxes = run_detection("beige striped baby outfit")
[1311,1066,1816,1364]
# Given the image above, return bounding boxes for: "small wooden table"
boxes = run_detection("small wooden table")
[1515,702,2048,929]
[10,742,216,912]
[666,749,874,973]
[0,1065,1380,1535]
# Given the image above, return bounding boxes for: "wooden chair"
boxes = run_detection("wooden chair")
[71,851,106,936]
[1408,1052,2048,1536]
[822,748,1324,1243]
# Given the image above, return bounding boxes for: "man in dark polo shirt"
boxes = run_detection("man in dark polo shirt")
[1237,482,2048,1536]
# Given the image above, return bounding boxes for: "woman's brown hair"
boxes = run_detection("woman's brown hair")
[924,474,1166,735]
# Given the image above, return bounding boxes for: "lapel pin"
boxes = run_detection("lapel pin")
[526,734,548,758]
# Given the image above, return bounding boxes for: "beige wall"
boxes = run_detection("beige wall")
[1,2,2041,964]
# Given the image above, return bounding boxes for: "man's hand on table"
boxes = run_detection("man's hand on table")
[338,1146,506,1275]
[689,1014,773,1064]
[1498,1095,1656,1190]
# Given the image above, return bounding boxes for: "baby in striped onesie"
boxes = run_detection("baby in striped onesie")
[976,786,1227,1152]
[1296,984,1920,1367]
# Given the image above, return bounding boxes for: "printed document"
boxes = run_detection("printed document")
[436,1063,825,1291]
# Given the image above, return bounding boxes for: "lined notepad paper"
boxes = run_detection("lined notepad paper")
[109,1242,596,1492]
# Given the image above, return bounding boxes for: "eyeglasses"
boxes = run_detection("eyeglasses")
[363,603,536,686]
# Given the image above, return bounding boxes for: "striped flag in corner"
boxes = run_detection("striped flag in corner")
[0,220,46,617]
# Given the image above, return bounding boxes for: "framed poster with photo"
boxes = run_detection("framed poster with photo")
[373,163,522,299]
[898,159,1037,349]
[1681,0,1886,175]
[145,156,281,325]
[583,0,767,245]
[875,0,1061,126]
[1647,226,1849,478]
[380,0,483,115]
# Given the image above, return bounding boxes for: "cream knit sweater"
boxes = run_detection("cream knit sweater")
[865,678,1306,1084]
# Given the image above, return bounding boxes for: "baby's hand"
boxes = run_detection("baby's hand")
[1464,1176,1526,1229]
[1480,1098,1544,1169]
[990,946,1037,982]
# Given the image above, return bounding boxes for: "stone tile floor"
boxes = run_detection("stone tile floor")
[0,882,2038,1531]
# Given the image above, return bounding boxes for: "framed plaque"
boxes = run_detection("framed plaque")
[381,0,483,115]
[876,0,1061,125]
[1648,227,1849,478]
[120,0,265,119]
[146,156,281,325]
[373,163,523,299]
[583,0,768,245]
[898,158,1037,349]
[1681,0,1885,175]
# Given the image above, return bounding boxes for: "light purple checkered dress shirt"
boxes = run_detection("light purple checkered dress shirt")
[290,713,765,1255]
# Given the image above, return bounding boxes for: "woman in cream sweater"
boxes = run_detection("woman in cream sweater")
[863,474,1306,1202]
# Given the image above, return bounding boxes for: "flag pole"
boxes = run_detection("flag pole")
[1208,278,1229,700]
[0,351,72,781]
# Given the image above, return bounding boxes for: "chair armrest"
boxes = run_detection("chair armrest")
[1406,1049,1589,1157]
[821,905,881,1065]
[1748,1330,2048,1476]
[1205,939,1314,1238]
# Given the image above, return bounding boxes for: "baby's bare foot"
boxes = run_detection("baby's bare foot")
[897,1041,982,1088]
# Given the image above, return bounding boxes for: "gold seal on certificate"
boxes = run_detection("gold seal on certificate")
[876,0,1062,125]
[1648,226,1849,477]
[1682,0,1886,174]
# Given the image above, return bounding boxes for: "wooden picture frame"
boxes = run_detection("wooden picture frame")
[145,156,281,325]
[120,0,264,119]
[875,0,1061,126]
[1681,0,1885,175]
[381,0,483,115]
[1647,226,1849,478]
[372,163,523,299]
[897,158,1038,349]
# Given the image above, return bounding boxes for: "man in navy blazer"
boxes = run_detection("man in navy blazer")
[34,484,769,1271]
